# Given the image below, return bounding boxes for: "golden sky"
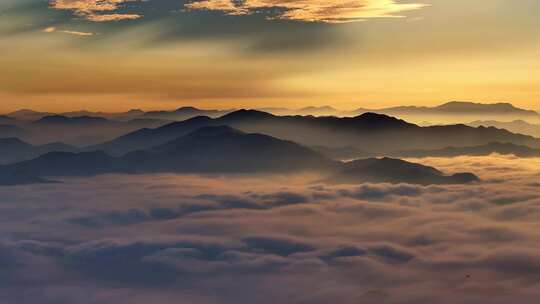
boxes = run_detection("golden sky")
[1,0,539,112]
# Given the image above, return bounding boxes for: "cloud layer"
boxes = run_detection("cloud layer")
[49,0,427,23]
[2,155,540,303]
[185,0,428,23]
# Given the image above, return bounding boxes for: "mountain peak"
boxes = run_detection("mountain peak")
[175,106,201,112]
[354,112,416,128]
[221,109,275,121]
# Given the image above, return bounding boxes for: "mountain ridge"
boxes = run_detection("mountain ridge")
[0,126,478,186]
[89,109,540,156]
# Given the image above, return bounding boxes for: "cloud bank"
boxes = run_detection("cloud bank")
[2,155,540,303]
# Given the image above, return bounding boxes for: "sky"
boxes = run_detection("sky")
[1,0,539,112]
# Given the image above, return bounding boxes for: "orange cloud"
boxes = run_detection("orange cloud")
[50,0,142,22]
[185,0,428,23]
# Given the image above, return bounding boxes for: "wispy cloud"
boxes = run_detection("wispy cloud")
[185,0,429,23]
[42,26,95,36]
[50,0,142,22]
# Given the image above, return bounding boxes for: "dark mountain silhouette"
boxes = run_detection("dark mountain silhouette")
[143,107,234,121]
[0,126,477,186]
[391,142,540,158]
[326,158,479,185]
[92,109,540,156]
[89,116,215,155]
[122,126,335,173]
[0,138,76,164]
[468,120,540,138]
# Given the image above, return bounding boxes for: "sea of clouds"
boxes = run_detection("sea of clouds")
[2,154,540,303]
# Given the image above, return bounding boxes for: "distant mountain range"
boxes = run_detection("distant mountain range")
[90,109,540,156]
[468,120,540,138]
[5,109,145,122]
[0,126,477,186]
[258,106,340,116]
[258,102,540,123]
[350,101,539,116]
[143,107,234,121]
[3,107,232,123]
[390,142,540,158]
[4,101,538,123]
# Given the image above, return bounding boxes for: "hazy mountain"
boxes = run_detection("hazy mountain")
[92,109,540,156]
[6,109,53,121]
[0,125,26,138]
[90,116,215,155]
[0,126,330,184]
[34,115,109,126]
[0,138,77,165]
[0,126,477,186]
[143,107,234,121]
[468,120,540,138]
[122,126,335,173]
[60,109,145,121]
[347,102,540,124]
[391,142,540,158]
[260,106,340,116]
[0,115,20,125]
[312,146,371,160]
[326,158,479,185]
[22,115,171,146]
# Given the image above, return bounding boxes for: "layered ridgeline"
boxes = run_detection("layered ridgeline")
[468,120,540,138]
[3,107,233,122]
[0,115,171,146]
[347,101,540,122]
[0,126,477,186]
[0,138,76,165]
[90,110,540,157]
[4,102,538,123]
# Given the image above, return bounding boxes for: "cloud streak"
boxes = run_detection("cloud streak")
[185,0,428,23]
[42,26,95,36]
